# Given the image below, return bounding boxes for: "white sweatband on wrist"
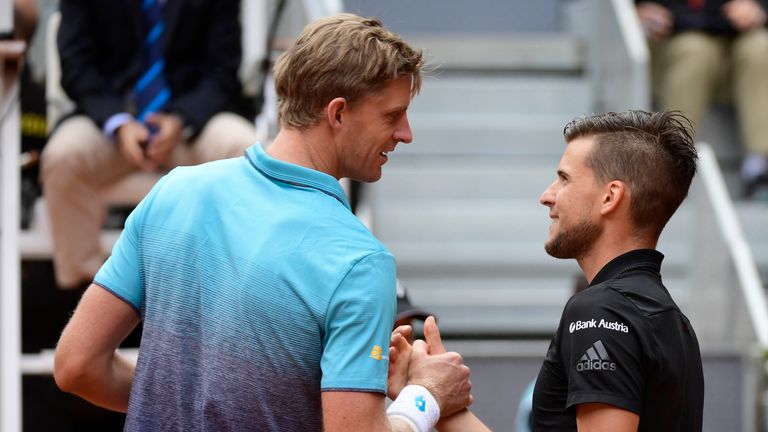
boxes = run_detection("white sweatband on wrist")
[386,385,440,432]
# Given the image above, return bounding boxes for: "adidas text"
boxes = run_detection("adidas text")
[576,360,617,372]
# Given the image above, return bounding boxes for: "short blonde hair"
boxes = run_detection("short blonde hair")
[274,13,423,129]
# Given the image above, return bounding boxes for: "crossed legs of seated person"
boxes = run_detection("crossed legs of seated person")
[40,113,256,289]
[650,29,768,198]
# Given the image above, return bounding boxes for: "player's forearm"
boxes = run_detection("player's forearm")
[436,409,491,432]
[386,409,490,432]
[55,350,135,413]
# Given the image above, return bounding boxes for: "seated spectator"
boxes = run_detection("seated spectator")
[636,0,768,199]
[41,0,257,289]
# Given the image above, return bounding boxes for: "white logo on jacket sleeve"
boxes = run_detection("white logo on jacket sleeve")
[576,340,617,372]
[569,318,628,334]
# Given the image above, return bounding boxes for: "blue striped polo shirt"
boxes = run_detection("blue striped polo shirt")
[94,143,397,431]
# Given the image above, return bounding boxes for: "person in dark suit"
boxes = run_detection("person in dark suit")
[41,0,257,290]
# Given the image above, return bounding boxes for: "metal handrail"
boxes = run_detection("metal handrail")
[586,0,651,111]
[611,0,650,109]
[0,66,23,432]
[697,142,768,348]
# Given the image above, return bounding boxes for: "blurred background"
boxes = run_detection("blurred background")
[1,0,767,430]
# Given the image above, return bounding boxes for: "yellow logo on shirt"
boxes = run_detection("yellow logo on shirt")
[370,345,383,360]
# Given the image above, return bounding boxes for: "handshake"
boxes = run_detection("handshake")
[386,317,489,432]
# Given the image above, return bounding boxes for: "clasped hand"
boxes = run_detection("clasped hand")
[387,316,473,419]
[116,113,184,172]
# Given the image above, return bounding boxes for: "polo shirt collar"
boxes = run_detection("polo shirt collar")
[590,249,664,286]
[245,143,351,210]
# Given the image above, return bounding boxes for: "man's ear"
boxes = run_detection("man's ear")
[600,180,627,216]
[326,97,347,129]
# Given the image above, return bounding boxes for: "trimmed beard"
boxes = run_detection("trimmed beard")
[545,218,602,259]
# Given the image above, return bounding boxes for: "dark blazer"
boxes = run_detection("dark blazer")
[57,0,244,135]
[637,0,768,35]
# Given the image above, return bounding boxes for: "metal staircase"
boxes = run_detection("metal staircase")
[361,2,630,337]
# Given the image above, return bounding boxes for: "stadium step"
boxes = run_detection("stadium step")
[409,34,584,73]
[411,75,592,116]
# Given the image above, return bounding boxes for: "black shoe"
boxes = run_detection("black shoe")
[744,173,768,200]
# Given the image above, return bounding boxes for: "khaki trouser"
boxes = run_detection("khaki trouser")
[40,112,257,289]
[650,28,768,156]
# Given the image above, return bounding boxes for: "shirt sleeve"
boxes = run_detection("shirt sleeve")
[560,290,646,414]
[93,175,171,313]
[320,251,397,393]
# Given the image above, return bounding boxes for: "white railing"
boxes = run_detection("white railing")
[582,0,650,111]
[607,0,650,110]
[0,42,24,432]
[697,143,768,348]
[0,0,10,32]
[694,143,768,432]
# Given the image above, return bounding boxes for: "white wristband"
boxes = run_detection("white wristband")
[387,385,440,432]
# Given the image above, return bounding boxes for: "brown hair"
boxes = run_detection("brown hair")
[563,110,698,237]
[273,13,423,129]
